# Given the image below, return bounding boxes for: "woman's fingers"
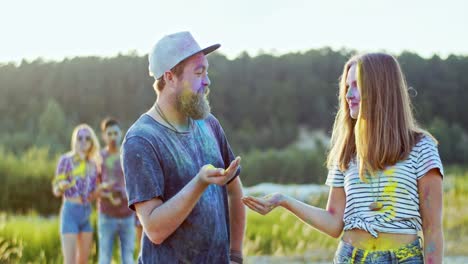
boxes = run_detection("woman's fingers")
[243,199,267,214]
[243,196,268,207]
[246,196,269,207]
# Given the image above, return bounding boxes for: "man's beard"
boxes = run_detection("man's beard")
[176,87,211,120]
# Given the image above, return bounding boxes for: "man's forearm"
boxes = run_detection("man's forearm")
[145,176,208,244]
[228,178,246,254]
[229,193,245,252]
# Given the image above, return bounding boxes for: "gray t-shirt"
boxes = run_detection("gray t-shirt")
[121,113,240,264]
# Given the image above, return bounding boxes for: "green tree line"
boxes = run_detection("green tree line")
[1,48,467,214]
[1,48,467,158]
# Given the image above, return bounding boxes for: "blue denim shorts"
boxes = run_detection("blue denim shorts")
[60,200,93,234]
[334,238,423,263]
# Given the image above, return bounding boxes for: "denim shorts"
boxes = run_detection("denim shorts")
[60,200,93,234]
[334,238,423,263]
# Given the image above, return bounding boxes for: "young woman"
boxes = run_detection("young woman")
[242,53,444,263]
[53,124,102,264]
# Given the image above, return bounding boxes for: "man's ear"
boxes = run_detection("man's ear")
[163,71,175,85]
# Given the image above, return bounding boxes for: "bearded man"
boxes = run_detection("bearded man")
[121,31,245,264]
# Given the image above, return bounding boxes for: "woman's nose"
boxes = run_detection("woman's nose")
[346,87,355,99]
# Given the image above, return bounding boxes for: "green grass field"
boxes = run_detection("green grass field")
[1,170,467,263]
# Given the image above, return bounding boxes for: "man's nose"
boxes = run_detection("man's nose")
[202,75,211,87]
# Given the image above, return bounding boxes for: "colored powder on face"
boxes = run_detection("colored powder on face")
[183,80,191,90]
[346,86,353,98]
[77,128,91,138]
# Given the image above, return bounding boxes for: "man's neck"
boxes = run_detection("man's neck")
[106,145,119,154]
[155,98,189,130]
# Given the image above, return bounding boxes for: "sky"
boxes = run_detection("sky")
[1,0,467,63]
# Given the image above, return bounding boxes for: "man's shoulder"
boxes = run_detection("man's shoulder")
[202,113,221,129]
[125,114,159,140]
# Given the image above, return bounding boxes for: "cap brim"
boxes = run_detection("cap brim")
[177,43,221,67]
[201,44,221,55]
[151,43,221,79]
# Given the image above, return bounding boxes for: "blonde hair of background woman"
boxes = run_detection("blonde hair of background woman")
[69,123,102,167]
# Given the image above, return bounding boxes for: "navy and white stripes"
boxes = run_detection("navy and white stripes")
[326,135,444,237]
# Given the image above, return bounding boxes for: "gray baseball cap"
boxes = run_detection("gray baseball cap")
[148,31,221,79]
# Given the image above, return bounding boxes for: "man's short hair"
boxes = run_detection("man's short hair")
[156,57,190,92]
[100,117,120,132]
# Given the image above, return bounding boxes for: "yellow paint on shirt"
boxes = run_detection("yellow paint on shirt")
[383,167,396,176]
[72,161,87,178]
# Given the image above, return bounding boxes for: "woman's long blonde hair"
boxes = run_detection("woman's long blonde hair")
[69,123,102,166]
[327,53,434,180]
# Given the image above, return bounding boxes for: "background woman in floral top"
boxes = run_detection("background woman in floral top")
[52,124,102,264]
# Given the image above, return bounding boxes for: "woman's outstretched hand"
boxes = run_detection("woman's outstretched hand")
[242,193,285,215]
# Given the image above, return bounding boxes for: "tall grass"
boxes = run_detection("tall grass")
[1,155,467,262]
[0,144,329,215]
[0,147,61,215]
[442,167,468,255]
[245,207,338,262]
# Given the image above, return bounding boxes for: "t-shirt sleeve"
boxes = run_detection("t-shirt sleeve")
[210,117,241,184]
[121,136,165,210]
[325,163,345,187]
[416,135,444,180]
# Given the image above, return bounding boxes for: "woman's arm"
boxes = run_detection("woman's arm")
[242,186,346,238]
[52,156,71,197]
[419,168,444,264]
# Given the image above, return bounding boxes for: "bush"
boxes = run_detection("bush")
[0,147,61,215]
[241,143,328,187]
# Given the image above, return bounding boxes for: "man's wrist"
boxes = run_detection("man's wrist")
[230,249,243,264]
[194,173,209,188]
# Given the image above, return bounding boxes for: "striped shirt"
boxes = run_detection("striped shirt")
[325,135,444,237]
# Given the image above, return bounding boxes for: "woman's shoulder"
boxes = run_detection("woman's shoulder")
[414,132,438,150]
[58,152,75,163]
